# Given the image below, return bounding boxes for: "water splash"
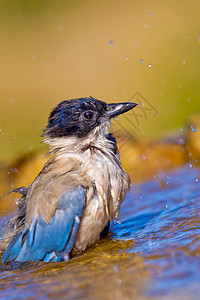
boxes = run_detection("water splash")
[1,167,200,299]
[190,125,197,132]
[109,40,114,45]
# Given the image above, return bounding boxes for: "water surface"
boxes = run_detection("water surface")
[0,166,200,299]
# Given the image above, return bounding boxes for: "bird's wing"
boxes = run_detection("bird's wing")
[2,186,85,263]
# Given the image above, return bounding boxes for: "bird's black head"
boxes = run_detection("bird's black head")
[43,97,137,138]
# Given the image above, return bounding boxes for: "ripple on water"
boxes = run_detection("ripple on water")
[0,166,200,299]
[114,166,200,298]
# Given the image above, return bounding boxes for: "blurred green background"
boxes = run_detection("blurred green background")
[0,0,200,161]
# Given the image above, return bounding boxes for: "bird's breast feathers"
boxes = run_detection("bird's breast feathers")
[45,133,130,250]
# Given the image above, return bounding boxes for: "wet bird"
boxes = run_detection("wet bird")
[1,97,137,263]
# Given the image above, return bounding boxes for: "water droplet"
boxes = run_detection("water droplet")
[141,154,146,160]
[180,128,183,132]
[177,137,185,145]
[148,240,154,248]
[113,265,119,272]
[0,129,1,132]
[153,174,156,178]
[195,178,199,182]
[109,40,114,45]
[140,59,144,63]
[117,279,122,285]
[108,83,112,87]
[134,41,140,48]
[153,25,156,29]
[148,64,152,68]
[166,204,168,208]
[189,163,193,168]
[190,125,197,132]
[149,12,154,16]
[144,51,147,54]
[125,56,129,60]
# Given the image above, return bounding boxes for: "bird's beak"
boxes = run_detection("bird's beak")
[106,102,137,119]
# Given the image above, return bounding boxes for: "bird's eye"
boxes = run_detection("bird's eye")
[84,110,94,120]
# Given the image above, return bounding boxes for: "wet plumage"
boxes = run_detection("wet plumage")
[0,97,137,263]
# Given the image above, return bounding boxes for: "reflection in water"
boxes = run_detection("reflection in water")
[0,167,200,299]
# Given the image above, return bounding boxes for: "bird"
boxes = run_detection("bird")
[1,96,137,263]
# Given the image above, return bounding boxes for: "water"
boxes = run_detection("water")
[0,166,200,299]
[190,125,197,132]
[116,167,200,298]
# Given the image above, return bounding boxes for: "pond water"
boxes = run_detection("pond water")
[0,166,200,299]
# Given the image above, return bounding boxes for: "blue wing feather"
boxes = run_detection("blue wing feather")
[3,186,85,263]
